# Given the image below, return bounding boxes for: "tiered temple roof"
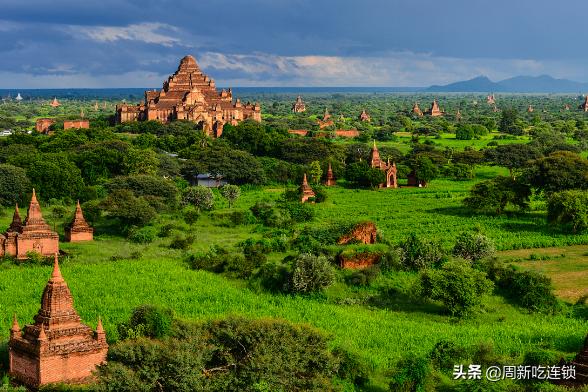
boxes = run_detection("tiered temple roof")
[412,102,423,116]
[9,255,108,388]
[370,141,398,188]
[292,95,306,113]
[116,55,261,137]
[426,99,443,116]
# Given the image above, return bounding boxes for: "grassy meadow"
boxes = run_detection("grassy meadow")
[2,169,588,387]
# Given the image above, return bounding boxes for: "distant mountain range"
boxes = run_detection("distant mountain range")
[426,75,588,93]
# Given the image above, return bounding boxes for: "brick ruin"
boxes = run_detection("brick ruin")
[370,141,398,188]
[337,222,378,245]
[339,252,382,270]
[116,55,261,138]
[324,163,336,186]
[0,190,59,259]
[9,255,108,388]
[64,120,90,130]
[317,108,334,129]
[65,201,94,242]
[300,173,316,203]
[412,102,424,116]
[486,94,496,105]
[35,118,55,134]
[292,95,306,113]
[527,105,534,113]
[50,98,60,108]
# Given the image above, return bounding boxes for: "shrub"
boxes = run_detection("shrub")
[503,270,559,313]
[400,233,445,271]
[379,247,404,272]
[127,225,158,244]
[81,200,102,224]
[429,340,467,371]
[158,223,175,238]
[333,347,370,387]
[252,260,292,292]
[388,357,432,392]
[183,207,200,225]
[182,186,214,211]
[547,190,588,232]
[219,184,241,208]
[169,234,195,250]
[452,231,496,261]
[102,189,157,228]
[51,205,69,219]
[346,266,381,286]
[291,253,336,294]
[117,304,174,339]
[281,201,314,223]
[420,260,494,317]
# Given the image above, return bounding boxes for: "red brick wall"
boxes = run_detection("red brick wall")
[39,349,107,385]
[66,231,93,242]
[16,236,59,259]
[63,120,90,130]
[334,129,359,138]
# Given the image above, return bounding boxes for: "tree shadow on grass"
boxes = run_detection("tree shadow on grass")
[366,287,445,315]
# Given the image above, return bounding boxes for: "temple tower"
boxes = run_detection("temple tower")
[300,173,316,203]
[9,255,108,388]
[16,189,59,259]
[65,201,94,242]
[325,163,336,186]
[292,96,306,113]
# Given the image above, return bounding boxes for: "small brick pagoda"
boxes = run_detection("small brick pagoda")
[9,254,108,388]
[486,93,496,105]
[455,109,462,121]
[426,99,444,116]
[0,190,59,259]
[370,141,398,188]
[527,105,534,113]
[324,163,336,186]
[50,98,60,108]
[300,173,316,203]
[359,109,371,122]
[116,55,261,137]
[412,102,424,116]
[65,201,94,242]
[292,95,306,113]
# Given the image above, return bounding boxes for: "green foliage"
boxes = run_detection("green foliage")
[127,226,158,244]
[388,356,432,392]
[525,151,588,194]
[182,186,215,211]
[21,153,85,200]
[547,190,588,232]
[346,266,381,286]
[464,176,531,214]
[0,164,30,206]
[291,253,336,294]
[452,231,496,261]
[399,233,444,271]
[308,160,323,185]
[182,207,201,225]
[102,189,157,228]
[414,155,438,185]
[420,260,494,317]
[428,339,467,371]
[117,304,174,340]
[106,175,178,206]
[219,184,241,208]
[502,269,559,313]
[344,161,386,188]
[169,234,196,250]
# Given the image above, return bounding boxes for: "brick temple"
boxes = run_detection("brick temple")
[359,109,371,122]
[115,55,261,137]
[9,255,108,388]
[292,95,306,112]
[0,190,59,259]
[580,96,588,112]
[35,118,55,134]
[300,173,316,203]
[370,141,398,188]
[412,102,423,116]
[64,120,90,130]
[65,201,94,242]
[324,163,336,186]
[426,99,444,116]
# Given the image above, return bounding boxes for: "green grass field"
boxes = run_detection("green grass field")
[2,175,588,388]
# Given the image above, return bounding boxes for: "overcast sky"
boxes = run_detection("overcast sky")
[0,0,586,88]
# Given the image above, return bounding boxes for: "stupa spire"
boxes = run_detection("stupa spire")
[11,314,20,334]
[51,253,63,282]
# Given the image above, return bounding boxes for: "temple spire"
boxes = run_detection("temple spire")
[11,314,20,333]
[51,253,63,282]
[302,173,309,186]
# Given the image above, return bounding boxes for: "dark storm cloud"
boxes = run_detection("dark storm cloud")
[0,0,587,87]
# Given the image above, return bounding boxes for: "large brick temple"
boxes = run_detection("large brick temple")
[0,189,59,259]
[9,255,108,388]
[115,55,261,137]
